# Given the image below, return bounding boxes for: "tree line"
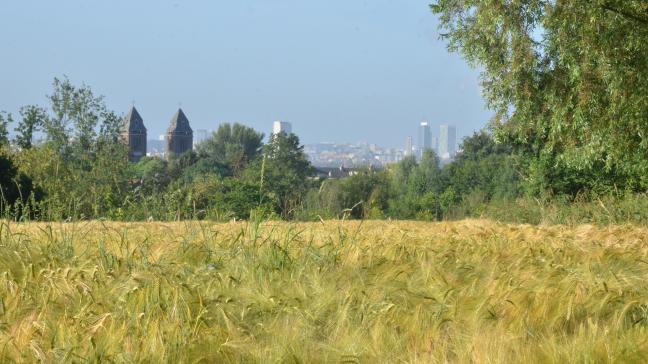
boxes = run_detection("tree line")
[0,77,517,222]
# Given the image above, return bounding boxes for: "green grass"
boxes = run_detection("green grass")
[1,219,648,362]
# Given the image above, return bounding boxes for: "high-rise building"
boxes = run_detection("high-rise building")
[166,108,193,156]
[439,124,457,160]
[418,122,431,159]
[120,106,147,162]
[404,136,413,156]
[273,121,292,135]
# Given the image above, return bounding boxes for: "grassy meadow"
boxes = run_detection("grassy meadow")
[2,219,648,362]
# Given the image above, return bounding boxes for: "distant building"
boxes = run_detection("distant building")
[404,136,413,157]
[166,108,193,156]
[439,124,456,160]
[120,106,147,162]
[273,121,292,135]
[147,139,165,157]
[418,122,431,159]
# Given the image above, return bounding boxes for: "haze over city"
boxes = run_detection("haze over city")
[1,0,491,147]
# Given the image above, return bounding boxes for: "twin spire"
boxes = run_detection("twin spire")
[121,106,194,162]
[123,107,147,134]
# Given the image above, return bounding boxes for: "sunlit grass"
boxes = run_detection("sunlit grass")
[1,219,648,362]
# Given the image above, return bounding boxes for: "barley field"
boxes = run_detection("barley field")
[2,219,648,363]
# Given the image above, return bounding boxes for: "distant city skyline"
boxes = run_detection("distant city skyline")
[143,118,459,166]
[1,1,490,148]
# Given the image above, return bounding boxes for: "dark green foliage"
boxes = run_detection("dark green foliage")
[430,0,648,195]
[0,151,40,216]
[247,132,315,218]
[132,157,171,193]
[0,112,11,147]
[192,177,273,220]
[310,170,391,219]
[15,106,47,150]
[197,123,264,176]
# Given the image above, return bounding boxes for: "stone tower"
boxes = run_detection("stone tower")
[166,108,193,156]
[121,107,147,162]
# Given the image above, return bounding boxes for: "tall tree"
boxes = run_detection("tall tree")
[409,150,440,196]
[45,77,109,157]
[98,110,122,144]
[15,106,48,150]
[197,123,264,175]
[0,112,11,147]
[247,132,314,217]
[431,0,648,193]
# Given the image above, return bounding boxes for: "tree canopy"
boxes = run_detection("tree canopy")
[197,123,264,176]
[431,0,648,194]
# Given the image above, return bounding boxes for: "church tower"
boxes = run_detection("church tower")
[121,106,147,162]
[166,108,193,156]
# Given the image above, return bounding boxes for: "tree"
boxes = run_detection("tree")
[197,123,264,175]
[15,106,48,150]
[0,112,11,147]
[431,0,648,194]
[168,150,200,182]
[45,77,114,158]
[132,157,171,193]
[338,170,390,219]
[391,155,417,194]
[409,150,440,196]
[0,151,39,215]
[98,110,122,144]
[247,132,314,217]
[192,177,272,220]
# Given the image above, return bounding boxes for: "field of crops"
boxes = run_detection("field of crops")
[2,219,648,362]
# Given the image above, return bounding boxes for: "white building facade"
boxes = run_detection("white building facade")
[273,121,292,135]
[439,124,456,160]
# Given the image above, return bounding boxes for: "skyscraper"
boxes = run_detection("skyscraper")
[166,108,193,156]
[273,121,292,135]
[418,122,431,159]
[120,106,147,162]
[439,124,456,160]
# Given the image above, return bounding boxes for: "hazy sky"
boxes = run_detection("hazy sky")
[1,1,490,148]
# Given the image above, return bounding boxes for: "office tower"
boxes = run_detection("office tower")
[166,108,193,156]
[405,136,413,156]
[439,124,457,159]
[273,121,292,135]
[418,121,431,158]
[120,106,147,162]
[431,136,438,153]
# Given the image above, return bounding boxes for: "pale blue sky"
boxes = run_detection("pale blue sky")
[0,0,490,147]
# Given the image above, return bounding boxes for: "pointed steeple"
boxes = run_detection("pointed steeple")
[121,106,147,163]
[122,106,147,134]
[166,108,193,156]
[167,108,193,134]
